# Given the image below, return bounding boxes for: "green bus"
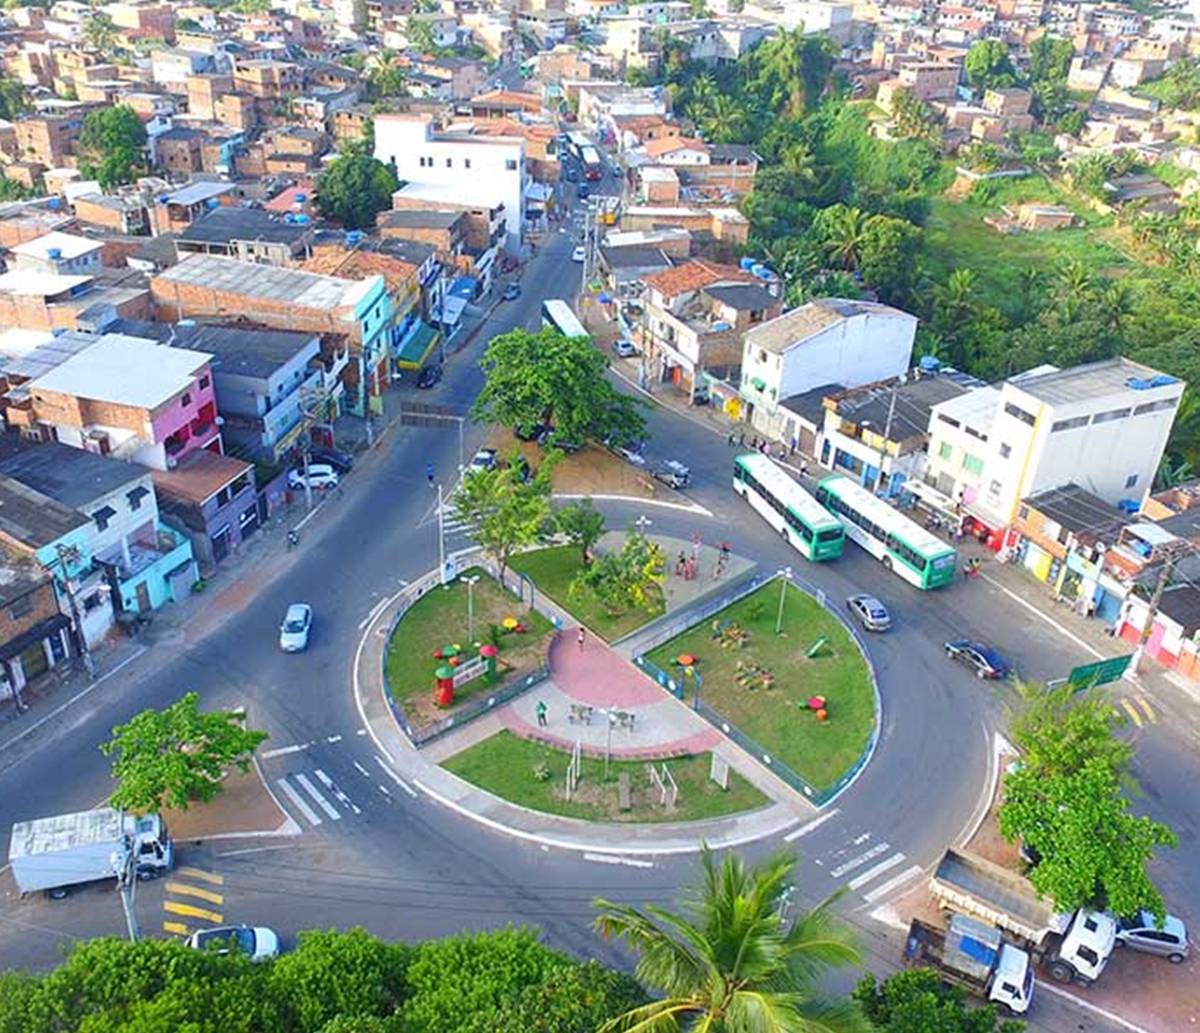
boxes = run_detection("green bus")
[733,453,844,562]
[815,474,957,589]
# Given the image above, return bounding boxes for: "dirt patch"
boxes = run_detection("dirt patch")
[483,428,660,500]
[964,774,1023,870]
[164,764,290,841]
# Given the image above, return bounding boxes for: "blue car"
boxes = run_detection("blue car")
[945,640,1010,679]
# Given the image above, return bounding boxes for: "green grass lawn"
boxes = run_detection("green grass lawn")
[509,545,664,642]
[645,582,875,793]
[442,731,768,823]
[384,568,553,727]
[925,175,1136,317]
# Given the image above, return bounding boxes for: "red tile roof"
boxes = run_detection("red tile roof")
[641,259,756,298]
[645,135,709,158]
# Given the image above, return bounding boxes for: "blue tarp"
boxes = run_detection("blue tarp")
[449,276,478,300]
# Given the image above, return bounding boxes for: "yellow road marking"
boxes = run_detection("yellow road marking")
[165,882,224,905]
[176,866,224,886]
[1119,698,1144,728]
[1136,695,1158,723]
[163,901,223,923]
[162,921,191,936]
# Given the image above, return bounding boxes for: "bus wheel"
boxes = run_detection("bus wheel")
[882,556,893,572]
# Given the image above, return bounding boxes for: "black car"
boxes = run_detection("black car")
[307,447,353,474]
[415,363,443,389]
[565,166,579,183]
[514,422,550,444]
[576,184,590,199]
[944,639,1010,679]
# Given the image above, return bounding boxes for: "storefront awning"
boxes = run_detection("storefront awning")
[901,479,961,520]
[395,321,441,370]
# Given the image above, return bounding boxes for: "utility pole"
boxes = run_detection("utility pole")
[465,573,480,642]
[1127,550,1180,678]
[112,839,139,943]
[301,447,313,511]
[437,482,448,586]
[775,566,793,635]
[874,382,898,494]
[54,543,94,680]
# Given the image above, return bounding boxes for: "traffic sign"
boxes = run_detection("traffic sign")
[1066,654,1133,690]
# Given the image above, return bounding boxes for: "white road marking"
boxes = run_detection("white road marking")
[325,735,342,744]
[829,842,890,879]
[1039,981,1155,1033]
[847,852,907,891]
[315,768,360,815]
[783,808,840,843]
[352,760,371,778]
[377,784,392,798]
[980,572,1105,659]
[294,772,341,820]
[261,743,307,759]
[358,597,390,630]
[851,831,870,845]
[275,778,322,827]
[862,864,924,904]
[375,755,418,798]
[217,844,296,858]
[356,728,368,736]
[583,852,655,869]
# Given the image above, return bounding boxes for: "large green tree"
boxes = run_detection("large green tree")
[1009,680,1134,782]
[555,497,606,568]
[593,847,870,1033]
[859,214,922,306]
[854,970,1023,1033]
[79,105,147,188]
[452,451,557,582]
[472,327,645,447]
[82,11,118,52]
[315,148,398,230]
[570,529,664,616]
[100,692,268,814]
[965,40,1018,90]
[754,29,834,119]
[0,77,28,121]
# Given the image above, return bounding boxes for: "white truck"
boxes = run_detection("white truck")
[8,807,174,898]
[904,914,1035,1016]
[931,848,1115,986]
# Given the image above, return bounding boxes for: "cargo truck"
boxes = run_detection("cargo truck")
[904,914,1034,1016]
[8,807,173,898]
[930,848,1115,985]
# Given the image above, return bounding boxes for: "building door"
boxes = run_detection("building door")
[135,582,151,613]
[211,527,230,563]
[18,640,47,683]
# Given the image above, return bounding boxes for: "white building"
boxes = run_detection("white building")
[924,357,1185,541]
[10,231,102,276]
[374,114,526,251]
[739,297,918,443]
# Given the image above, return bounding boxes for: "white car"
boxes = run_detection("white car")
[571,246,586,262]
[279,603,312,652]
[469,448,498,473]
[288,464,338,491]
[188,925,279,961]
[612,339,638,358]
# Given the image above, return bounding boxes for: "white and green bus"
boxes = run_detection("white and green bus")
[541,299,590,341]
[733,453,845,562]
[815,474,957,589]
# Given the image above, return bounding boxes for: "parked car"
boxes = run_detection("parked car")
[612,339,638,358]
[307,448,353,474]
[188,925,280,962]
[288,464,338,491]
[512,455,532,483]
[576,184,590,199]
[652,459,691,490]
[1116,912,1189,963]
[416,363,443,389]
[944,639,1010,679]
[571,246,586,262]
[611,442,647,467]
[514,422,550,444]
[502,282,521,301]
[565,166,579,182]
[847,594,892,632]
[279,603,312,653]
[469,448,498,473]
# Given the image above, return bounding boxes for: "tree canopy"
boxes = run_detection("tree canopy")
[555,497,606,568]
[964,40,1018,90]
[315,148,398,230]
[854,970,1024,1033]
[100,691,268,814]
[471,327,645,447]
[570,528,664,616]
[79,105,147,188]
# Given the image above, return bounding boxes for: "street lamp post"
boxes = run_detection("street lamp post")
[775,566,793,635]
[464,574,481,643]
[635,514,652,536]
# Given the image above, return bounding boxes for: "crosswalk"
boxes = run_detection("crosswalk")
[806,822,923,908]
[1116,693,1158,727]
[162,865,224,938]
[272,757,416,831]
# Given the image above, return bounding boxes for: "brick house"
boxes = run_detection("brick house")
[14,114,84,168]
[152,449,259,570]
[154,127,206,177]
[0,541,74,705]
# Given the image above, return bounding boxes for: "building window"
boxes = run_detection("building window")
[445,158,452,167]
[1018,505,1030,520]
[962,454,985,476]
[199,375,209,390]
[1093,407,1131,425]
[464,158,471,169]
[127,486,149,511]
[181,392,192,407]
[9,594,32,620]
[939,442,953,460]
[505,159,517,170]
[999,443,1011,458]
[991,480,1003,495]
[1125,473,1138,489]
[92,505,116,532]
[1003,401,1036,427]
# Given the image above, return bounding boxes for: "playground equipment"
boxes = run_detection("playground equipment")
[710,619,750,649]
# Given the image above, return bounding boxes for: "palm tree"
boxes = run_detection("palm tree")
[1098,281,1134,333]
[757,29,809,119]
[688,74,718,119]
[700,95,748,143]
[82,13,118,54]
[821,205,867,271]
[593,848,869,1033]
[1053,258,1092,304]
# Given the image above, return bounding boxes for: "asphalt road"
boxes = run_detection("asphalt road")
[0,166,1188,1033]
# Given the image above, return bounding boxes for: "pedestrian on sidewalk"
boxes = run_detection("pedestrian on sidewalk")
[675,550,687,576]
[799,460,808,478]
[727,430,736,447]
[738,430,746,447]
[536,700,548,727]
[577,626,586,652]
[790,437,797,456]
[751,435,758,450]
[426,462,435,487]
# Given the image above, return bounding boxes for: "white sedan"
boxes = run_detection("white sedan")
[287,464,338,491]
[571,246,586,262]
[188,925,280,961]
[279,603,312,652]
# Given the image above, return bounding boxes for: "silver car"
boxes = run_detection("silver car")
[279,603,312,652]
[1116,911,1189,963]
[847,593,891,631]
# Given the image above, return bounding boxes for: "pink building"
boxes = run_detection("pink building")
[26,333,221,471]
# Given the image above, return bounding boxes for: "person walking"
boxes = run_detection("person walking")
[535,700,548,727]
[727,430,736,447]
[738,430,746,447]
[426,462,435,487]
[577,626,586,652]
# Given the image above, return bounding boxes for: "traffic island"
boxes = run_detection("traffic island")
[163,764,296,841]
[441,730,768,824]
[382,567,555,734]
[641,577,878,803]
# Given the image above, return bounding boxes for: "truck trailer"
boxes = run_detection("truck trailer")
[8,807,173,898]
[904,914,1034,1016]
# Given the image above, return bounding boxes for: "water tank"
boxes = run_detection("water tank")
[711,321,732,332]
[346,230,364,247]
[205,198,219,210]
[47,247,62,260]
[284,213,296,223]
[919,356,941,373]
[295,214,309,225]
[158,195,170,205]
[48,197,61,211]
[739,256,756,271]
[294,193,307,203]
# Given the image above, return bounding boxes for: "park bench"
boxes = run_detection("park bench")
[617,772,632,811]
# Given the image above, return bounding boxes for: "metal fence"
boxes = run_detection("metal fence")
[378,557,555,748]
[632,570,883,808]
